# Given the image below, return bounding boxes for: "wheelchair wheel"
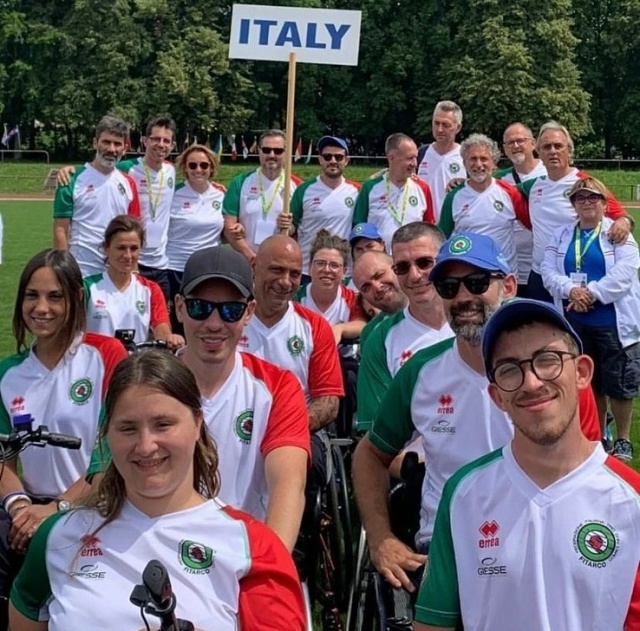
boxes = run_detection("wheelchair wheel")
[331,443,354,609]
[347,534,384,631]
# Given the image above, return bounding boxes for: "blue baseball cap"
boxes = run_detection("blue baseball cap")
[317,136,349,154]
[430,232,511,283]
[349,222,383,245]
[482,298,583,375]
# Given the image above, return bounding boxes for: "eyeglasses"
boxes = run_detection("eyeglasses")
[320,153,346,162]
[147,136,173,146]
[187,161,211,171]
[183,298,248,323]
[260,147,285,156]
[489,349,577,392]
[392,256,435,276]
[434,271,505,300]
[504,138,533,147]
[571,193,604,205]
[312,259,343,272]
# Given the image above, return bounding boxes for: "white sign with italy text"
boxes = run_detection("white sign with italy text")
[229,4,362,66]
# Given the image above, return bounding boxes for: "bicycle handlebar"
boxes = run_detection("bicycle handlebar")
[114,329,168,354]
[0,421,82,463]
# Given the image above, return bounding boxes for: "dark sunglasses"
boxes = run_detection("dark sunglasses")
[392,256,435,276]
[434,271,505,300]
[260,147,285,156]
[187,161,211,170]
[183,298,248,322]
[321,153,346,162]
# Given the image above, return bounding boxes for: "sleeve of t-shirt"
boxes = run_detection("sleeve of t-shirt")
[352,180,372,225]
[356,327,393,432]
[222,174,242,217]
[413,477,461,627]
[495,179,531,229]
[308,314,345,398]
[123,174,141,219]
[52,174,78,219]
[577,171,626,219]
[290,186,304,228]
[417,178,435,224]
[10,513,63,621]
[625,565,640,630]
[438,191,456,237]
[578,385,602,441]
[344,287,366,322]
[224,507,305,631]
[147,279,170,328]
[259,365,311,460]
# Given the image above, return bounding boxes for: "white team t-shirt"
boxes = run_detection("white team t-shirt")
[290,176,360,274]
[439,179,531,275]
[166,181,226,272]
[84,272,169,342]
[416,143,465,219]
[240,302,344,403]
[118,158,176,268]
[294,283,363,326]
[223,169,300,252]
[352,173,434,253]
[53,164,140,276]
[0,334,125,498]
[370,338,514,544]
[495,161,547,284]
[12,499,306,630]
[198,352,310,520]
[357,307,455,431]
[416,444,640,630]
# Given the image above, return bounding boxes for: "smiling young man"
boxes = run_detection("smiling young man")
[414,299,640,631]
[352,233,601,596]
[87,246,310,552]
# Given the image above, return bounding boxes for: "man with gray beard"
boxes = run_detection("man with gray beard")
[352,232,600,595]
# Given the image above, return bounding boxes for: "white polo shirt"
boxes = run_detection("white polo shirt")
[416,143,465,219]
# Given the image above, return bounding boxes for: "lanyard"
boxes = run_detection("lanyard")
[574,222,601,272]
[385,175,411,226]
[257,169,284,218]
[142,160,165,220]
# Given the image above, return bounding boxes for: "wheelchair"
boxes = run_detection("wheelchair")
[347,451,425,631]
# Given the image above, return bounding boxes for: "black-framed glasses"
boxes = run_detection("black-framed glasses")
[320,153,346,162]
[260,147,285,156]
[183,298,248,322]
[187,161,210,171]
[571,193,604,205]
[434,271,505,299]
[392,256,435,276]
[489,350,577,392]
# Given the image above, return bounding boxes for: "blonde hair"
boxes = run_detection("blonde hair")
[177,143,219,180]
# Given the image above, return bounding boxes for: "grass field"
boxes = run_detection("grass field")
[1,160,640,201]
[1,200,639,472]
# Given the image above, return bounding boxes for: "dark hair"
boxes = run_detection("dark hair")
[391,221,445,247]
[104,215,145,249]
[310,229,350,267]
[176,143,218,180]
[89,351,220,525]
[144,116,176,139]
[13,249,85,354]
[94,114,129,140]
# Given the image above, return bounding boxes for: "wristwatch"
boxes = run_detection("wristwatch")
[56,499,72,512]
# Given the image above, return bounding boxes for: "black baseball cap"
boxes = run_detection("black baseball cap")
[180,246,253,298]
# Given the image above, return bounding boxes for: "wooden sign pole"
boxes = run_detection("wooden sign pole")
[280,51,297,234]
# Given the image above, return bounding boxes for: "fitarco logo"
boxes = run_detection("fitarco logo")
[573,520,619,568]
